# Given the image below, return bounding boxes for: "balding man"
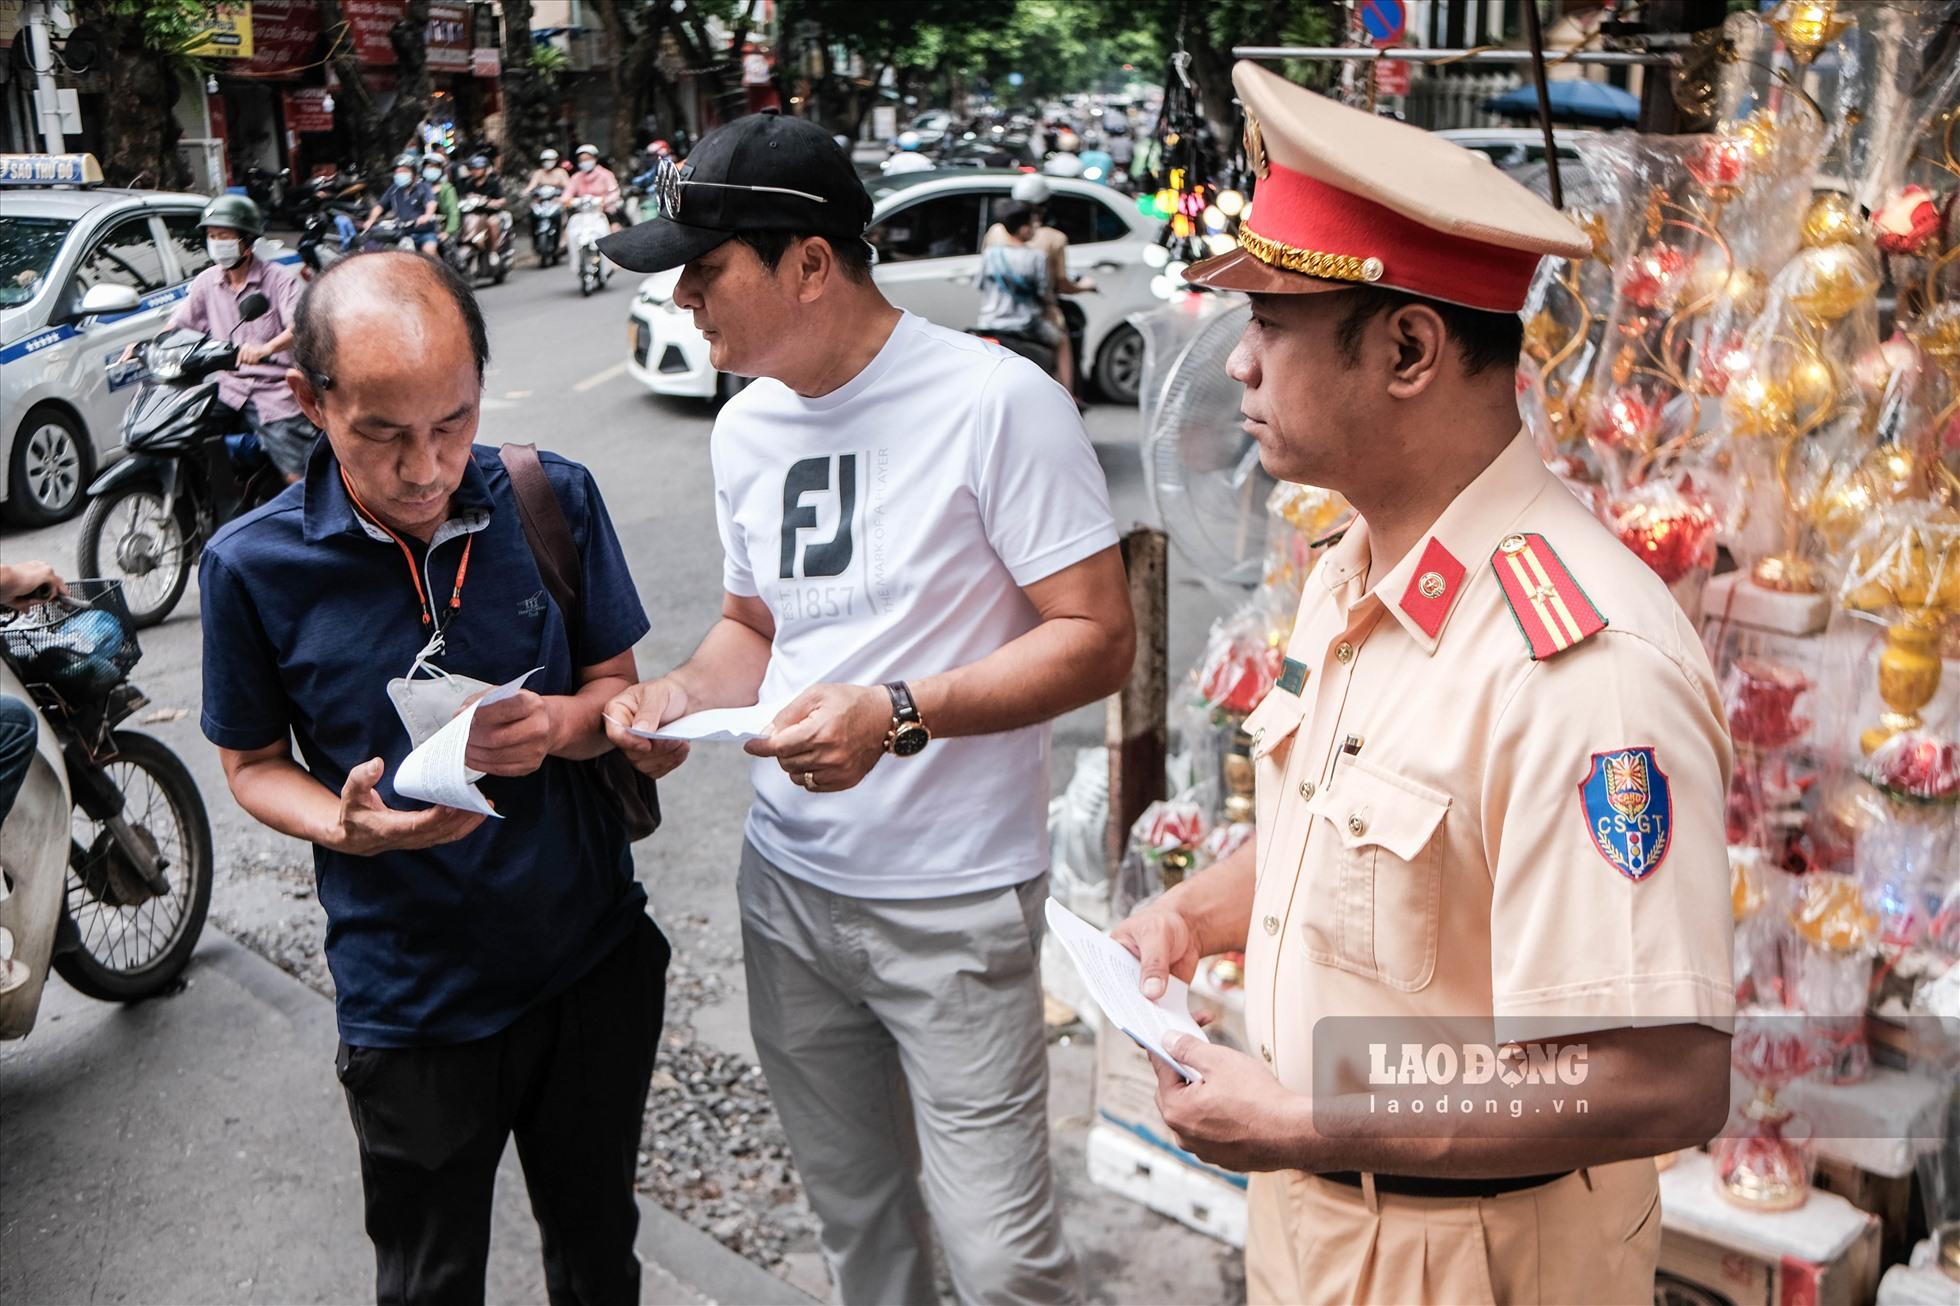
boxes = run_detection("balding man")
[197,253,668,1305]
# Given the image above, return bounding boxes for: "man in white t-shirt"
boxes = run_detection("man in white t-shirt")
[598,112,1133,1305]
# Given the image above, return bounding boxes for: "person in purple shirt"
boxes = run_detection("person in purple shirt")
[169,194,320,482]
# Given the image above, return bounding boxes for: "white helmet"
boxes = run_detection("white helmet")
[1041,152,1084,178]
[896,130,921,151]
[1011,175,1051,204]
[574,142,598,158]
[539,148,560,164]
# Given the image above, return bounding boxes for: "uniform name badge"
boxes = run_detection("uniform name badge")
[1578,746,1673,881]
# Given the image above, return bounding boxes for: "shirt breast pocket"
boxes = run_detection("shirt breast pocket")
[1303,759,1450,992]
[1244,690,1306,857]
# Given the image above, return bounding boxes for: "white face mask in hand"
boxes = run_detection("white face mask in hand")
[206,238,242,268]
[386,630,494,750]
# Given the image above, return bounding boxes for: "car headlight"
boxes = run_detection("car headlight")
[635,286,668,308]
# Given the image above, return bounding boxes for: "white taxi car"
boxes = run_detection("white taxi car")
[627,170,1156,406]
[0,154,294,525]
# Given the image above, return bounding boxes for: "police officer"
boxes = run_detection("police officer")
[1111,64,1735,1305]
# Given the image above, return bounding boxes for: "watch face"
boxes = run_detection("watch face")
[892,724,929,756]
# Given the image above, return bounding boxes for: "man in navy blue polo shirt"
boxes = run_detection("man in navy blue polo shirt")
[198,253,666,1306]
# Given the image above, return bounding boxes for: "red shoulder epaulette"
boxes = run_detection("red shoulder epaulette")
[1490,532,1607,660]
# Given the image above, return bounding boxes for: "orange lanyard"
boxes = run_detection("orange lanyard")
[339,469,473,630]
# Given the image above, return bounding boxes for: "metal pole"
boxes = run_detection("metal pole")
[26,0,65,154]
[1232,46,1674,67]
[1520,0,1562,209]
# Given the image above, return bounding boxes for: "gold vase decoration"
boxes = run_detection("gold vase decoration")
[1842,507,1960,753]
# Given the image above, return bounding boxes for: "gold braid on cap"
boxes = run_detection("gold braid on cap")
[1238,227,1385,284]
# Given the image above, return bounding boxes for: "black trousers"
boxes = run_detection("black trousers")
[336,914,671,1306]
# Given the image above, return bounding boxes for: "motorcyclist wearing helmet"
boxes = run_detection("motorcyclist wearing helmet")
[526,148,571,195]
[457,153,511,243]
[163,194,321,480]
[881,129,934,176]
[423,148,463,241]
[982,174,1095,398]
[362,151,441,256]
[559,143,623,246]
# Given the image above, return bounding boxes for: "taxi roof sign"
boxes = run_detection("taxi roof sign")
[0,154,105,186]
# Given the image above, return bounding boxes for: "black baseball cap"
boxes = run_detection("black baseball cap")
[597,110,872,273]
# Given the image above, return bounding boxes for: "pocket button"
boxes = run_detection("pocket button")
[1299,780,1316,800]
[1347,812,1367,837]
[1262,914,1279,935]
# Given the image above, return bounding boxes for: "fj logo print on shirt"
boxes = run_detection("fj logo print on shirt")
[780,454,857,579]
[518,590,547,618]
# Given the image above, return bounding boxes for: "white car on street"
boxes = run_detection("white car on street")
[0,154,299,524]
[627,170,1156,406]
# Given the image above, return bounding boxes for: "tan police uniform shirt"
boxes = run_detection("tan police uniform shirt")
[1241,429,1735,1101]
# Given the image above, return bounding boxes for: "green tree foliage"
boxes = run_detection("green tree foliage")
[72,0,220,188]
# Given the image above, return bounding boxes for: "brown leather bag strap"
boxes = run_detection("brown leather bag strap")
[499,442,583,632]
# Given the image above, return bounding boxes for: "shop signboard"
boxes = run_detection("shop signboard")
[285,87,334,134]
[239,0,320,78]
[187,3,254,59]
[427,1,471,71]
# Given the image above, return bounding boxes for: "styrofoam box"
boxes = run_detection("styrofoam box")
[1086,1121,1248,1248]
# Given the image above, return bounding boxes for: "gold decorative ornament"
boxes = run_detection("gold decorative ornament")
[1786,245,1878,323]
[1843,509,1960,752]
[1767,0,1851,66]
[1800,191,1862,249]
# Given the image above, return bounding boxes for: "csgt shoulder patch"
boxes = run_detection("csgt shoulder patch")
[1578,747,1672,881]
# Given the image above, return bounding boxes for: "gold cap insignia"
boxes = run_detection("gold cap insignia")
[1243,110,1269,181]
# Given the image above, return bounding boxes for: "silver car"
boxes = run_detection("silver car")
[2,171,233,524]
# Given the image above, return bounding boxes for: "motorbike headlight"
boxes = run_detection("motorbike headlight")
[145,348,188,381]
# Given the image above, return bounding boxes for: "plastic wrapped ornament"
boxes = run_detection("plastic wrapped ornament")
[1791,873,1877,1084]
[1590,387,1660,451]
[1606,481,1718,584]
[1785,244,1879,324]
[1873,185,1942,257]
[1725,659,1812,750]
[1799,191,1863,250]
[1618,243,1690,312]
[1714,1005,1822,1211]
[1864,729,1960,806]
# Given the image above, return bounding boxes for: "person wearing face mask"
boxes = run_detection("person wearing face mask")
[558,143,622,249]
[424,150,463,244]
[363,152,441,256]
[139,194,319,482]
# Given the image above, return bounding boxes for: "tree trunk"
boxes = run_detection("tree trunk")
[597,0,665,162]
[497,0,557,167]
[379,0,435,162]
[73,1,188,189]
[318,0,385,177]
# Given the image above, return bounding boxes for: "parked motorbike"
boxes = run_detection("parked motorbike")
[568,196,611,296]
[530,185,565,268]
[449,194,512,285]
[0,579,214,1040]
[243,162,292,222]
[75,292,288,629]
[965,325,1057,375]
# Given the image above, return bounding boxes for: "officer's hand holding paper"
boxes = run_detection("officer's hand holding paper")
[394,668,540,816]
[1046,898,1210,1081]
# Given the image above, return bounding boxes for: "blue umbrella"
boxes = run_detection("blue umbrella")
[1485,79,1640,126]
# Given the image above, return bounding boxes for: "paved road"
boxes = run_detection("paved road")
[1,260,1240,1302]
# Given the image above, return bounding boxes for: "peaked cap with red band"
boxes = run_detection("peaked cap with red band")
[1185,63,1590,311]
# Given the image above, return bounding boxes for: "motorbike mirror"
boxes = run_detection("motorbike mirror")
[237,291,270,323]
[76,283,141,320]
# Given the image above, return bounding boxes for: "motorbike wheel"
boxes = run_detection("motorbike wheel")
[76,485,194,628]
[53,732,214,1003]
